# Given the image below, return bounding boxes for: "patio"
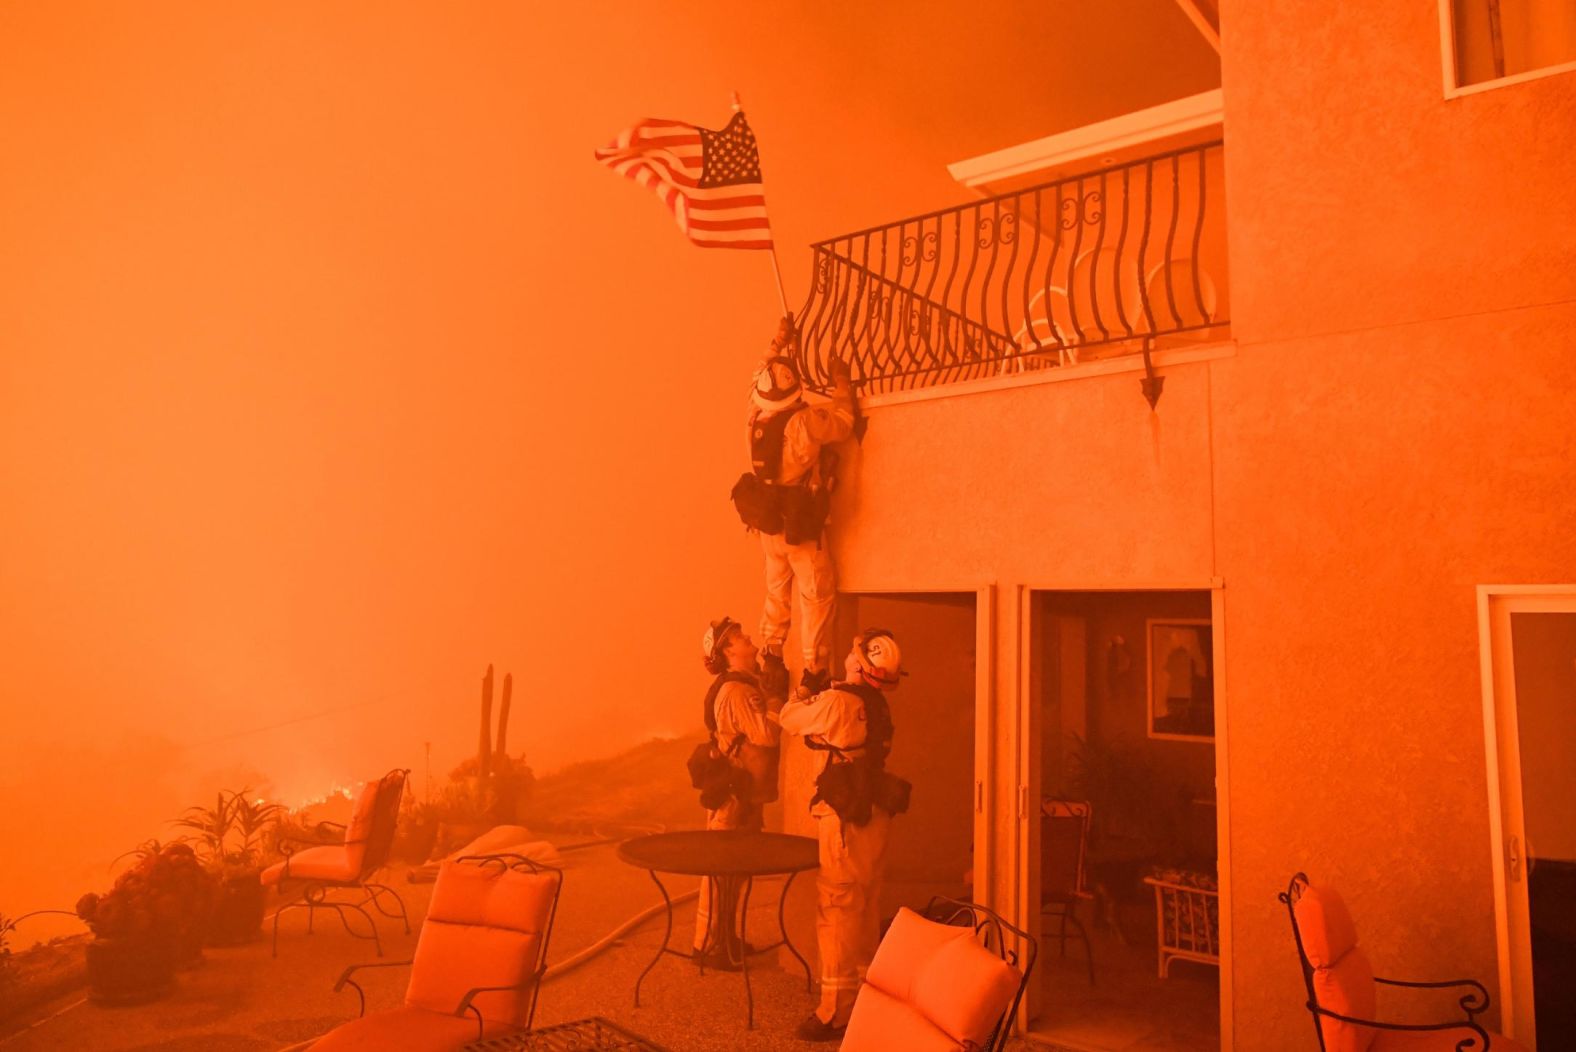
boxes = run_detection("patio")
[0,843,1041,1052]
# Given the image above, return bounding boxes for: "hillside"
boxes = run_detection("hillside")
[522,736,707,836]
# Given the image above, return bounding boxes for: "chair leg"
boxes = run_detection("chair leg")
[273,884,385,957]
[271,888,309,958]
[364,883,411,934]
[326,901,384,957]
[1066,907,1095,985]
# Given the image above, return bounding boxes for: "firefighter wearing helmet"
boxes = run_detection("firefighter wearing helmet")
[729,316,855,696]
[689,616,784,969]
[775,628,911,1042]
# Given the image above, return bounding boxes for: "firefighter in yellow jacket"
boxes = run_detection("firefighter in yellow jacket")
[693,616,783,968]
[776,629,908,1042]
[731,319,855,695]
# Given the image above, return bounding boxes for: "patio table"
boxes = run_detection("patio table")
[462,1016,672,1051]
[616,829,817,1028]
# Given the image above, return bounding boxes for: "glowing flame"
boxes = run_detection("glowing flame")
[282,780,361,813]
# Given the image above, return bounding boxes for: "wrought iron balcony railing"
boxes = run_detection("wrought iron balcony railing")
[795,141,1228,395]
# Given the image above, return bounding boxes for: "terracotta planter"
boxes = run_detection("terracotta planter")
[205,875,266,946]
[85,937,175,1006]
[393,821,438,865]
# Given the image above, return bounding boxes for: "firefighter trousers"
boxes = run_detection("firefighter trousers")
[693,797,762,953]
[814,807,891,1026]
[759,530,835,671]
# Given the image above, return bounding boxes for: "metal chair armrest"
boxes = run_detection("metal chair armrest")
[1307,1001,1493,1049]
[453,978,540,1039]
[331,958,414,1017]
[1372,975,1491,1018]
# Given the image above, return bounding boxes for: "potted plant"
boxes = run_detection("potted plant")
[75,841,214,1003]
[173,789,284,946]
[392,797,441,865]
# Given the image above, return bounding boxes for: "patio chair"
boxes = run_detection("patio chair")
[841,896,1037,1052]
[1041,798,1095,983]
[1279,872,1528,1052]
[310,853,562,1051]
[263,768,410,957]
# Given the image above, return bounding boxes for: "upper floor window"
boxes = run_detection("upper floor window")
[1442,0,1576,95]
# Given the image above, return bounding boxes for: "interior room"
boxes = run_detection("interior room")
[1029,590,1220,1051]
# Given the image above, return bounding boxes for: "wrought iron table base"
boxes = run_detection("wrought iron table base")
[632,869,812,1029]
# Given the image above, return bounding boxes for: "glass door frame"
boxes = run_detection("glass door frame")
[1476,583,1576,1044]
[1014,579,1230,1046]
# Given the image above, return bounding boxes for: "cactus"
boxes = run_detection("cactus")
[478,664,494,805]
[496,673,513,757]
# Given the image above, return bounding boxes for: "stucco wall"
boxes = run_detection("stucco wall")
[1214,309,1576,1046]
[1221,0,1576,345]
[831,365,1216,590]
[1216,3,1576,1038]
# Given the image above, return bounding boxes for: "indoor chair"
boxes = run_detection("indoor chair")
[311,853,562,1051]
[263,768,410,957]
[841,896,1036,1052]
[1042,798,1096,983]
[1280,872,1527,1052]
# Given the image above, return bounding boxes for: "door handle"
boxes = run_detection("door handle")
[1506,835,1521,882]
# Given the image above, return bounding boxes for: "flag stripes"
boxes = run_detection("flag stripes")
[595,111,774,250]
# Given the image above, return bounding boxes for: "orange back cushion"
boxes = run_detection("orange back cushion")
[405,862,558,1026]
[341,780,382,872]
[1295,885,1375,1052]
[865,907,971,1002]
[857,908,1023,1048]
[1310,945,1376,1052]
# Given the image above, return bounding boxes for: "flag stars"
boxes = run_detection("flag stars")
[700,114,763,188]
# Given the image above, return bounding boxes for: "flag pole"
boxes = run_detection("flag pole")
[733,91,792,320]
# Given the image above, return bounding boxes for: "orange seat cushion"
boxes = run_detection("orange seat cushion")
[309,1005,518,1051]
[260,845,358,886]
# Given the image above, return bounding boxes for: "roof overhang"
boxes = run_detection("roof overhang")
[946,88,1224,197]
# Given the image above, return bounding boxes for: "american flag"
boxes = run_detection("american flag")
[594,111,774,250]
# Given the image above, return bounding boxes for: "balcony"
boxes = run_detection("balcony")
[796,139,1229,396]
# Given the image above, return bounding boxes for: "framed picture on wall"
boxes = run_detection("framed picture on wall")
[1146,618,1214,742]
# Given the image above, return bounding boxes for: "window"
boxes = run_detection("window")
[1441,0,1576,95]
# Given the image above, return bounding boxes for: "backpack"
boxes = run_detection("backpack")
[688,672,773,809]
[808,683,911,825]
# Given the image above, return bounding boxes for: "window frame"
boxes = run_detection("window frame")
[1438,0,1576,98]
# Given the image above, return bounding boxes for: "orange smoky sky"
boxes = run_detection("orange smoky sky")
[0,1,1216,927]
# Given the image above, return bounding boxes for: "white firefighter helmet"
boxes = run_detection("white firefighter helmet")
[751,355,803,414]
[702,616,741,666]
[853,628,902,687]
